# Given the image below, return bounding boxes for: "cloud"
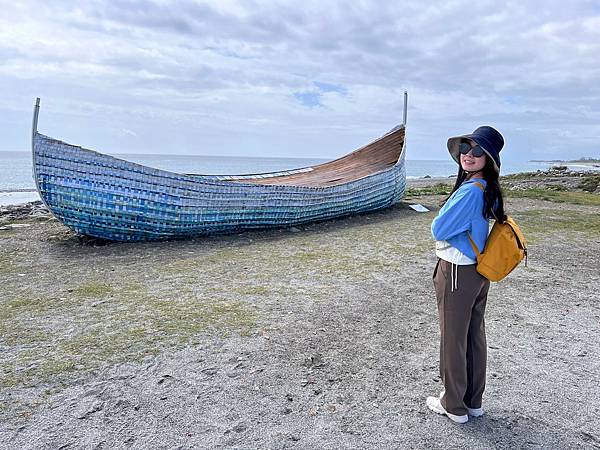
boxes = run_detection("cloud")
[0,0,598,161]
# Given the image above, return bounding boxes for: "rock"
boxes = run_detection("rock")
[232,422,247,433]
[75,400,104,419]
[157,374,173,384]
[303,354,325,368]
[200,367,219,376]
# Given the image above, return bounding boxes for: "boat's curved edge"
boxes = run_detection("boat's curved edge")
[33,139,406,242]
[34,126,406,192]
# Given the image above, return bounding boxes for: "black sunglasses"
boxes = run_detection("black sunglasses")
[458,142,485,157]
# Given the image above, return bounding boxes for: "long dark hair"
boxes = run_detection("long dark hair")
[443,156,506,223]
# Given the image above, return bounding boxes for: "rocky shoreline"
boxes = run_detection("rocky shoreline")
[0,201,50,223]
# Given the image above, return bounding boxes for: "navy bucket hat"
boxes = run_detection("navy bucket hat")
[447,126,504,174]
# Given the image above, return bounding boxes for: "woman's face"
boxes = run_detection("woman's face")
[460,140,487,173]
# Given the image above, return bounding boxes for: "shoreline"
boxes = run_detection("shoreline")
[0,188,37,193]
[0,190,40,207]
[530,159,600,166]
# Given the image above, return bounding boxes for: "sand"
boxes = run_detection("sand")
[0,175,599,449]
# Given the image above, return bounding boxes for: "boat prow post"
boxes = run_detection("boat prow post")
[402,90,408,127]
[32,97,40,151]
[31,97,53,215]
[31,97,41,183]
[393,90,408,167]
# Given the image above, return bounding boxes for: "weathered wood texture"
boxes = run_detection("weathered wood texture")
[241,128,405,187]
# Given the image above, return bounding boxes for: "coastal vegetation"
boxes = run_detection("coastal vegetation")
[406,171,600,206]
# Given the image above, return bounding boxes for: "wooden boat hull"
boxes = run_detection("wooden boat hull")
[33,133,406,241]
[31,92,407,242]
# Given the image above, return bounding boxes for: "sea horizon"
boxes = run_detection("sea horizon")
[2,150,598,206]
[4,148,599,162]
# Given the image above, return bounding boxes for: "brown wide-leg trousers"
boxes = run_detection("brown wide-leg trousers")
[433,258,490,416]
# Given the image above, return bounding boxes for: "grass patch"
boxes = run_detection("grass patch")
[232,286,271,296]
[0,259,12,275]
[501,172,540,181]
[72,281,114,298]
[578,175,600,193]
[0,228,18,241]
[161,247,239,274]
[512,209,600,241]
[0,210,437,392]
[543,184,568,191]
[506,189,600,206]
[2,273,257,389]
[405,183,453,197]
[1,295,65,318]
[1,290,257,389]
[0,294,87,348]
[0,251,21,275]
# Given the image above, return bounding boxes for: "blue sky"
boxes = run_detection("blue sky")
[0,0,599,162]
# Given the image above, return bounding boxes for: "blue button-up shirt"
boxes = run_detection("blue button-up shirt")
[431,179,489,260]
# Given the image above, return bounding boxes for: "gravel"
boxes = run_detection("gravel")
[0,176,599,449]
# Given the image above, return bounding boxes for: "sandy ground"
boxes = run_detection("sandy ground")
[0,179,599,449]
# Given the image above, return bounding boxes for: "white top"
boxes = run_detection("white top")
[435,240,476,265]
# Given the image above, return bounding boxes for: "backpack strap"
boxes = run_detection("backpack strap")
[467,232,482,261]
[468,181,486,259]
[472,180,499,221]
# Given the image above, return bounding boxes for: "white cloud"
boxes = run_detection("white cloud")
[0,0,598,161]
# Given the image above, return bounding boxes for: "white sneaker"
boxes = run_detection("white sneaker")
[467,407,484,417]
[440,389,484,417]
[426,396,468,424]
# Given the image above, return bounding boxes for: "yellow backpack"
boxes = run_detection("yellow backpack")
[468,182,528,282]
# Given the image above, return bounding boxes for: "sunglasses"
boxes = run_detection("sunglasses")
[459,142,486,157]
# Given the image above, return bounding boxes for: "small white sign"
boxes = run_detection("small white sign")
[408,204,430,212]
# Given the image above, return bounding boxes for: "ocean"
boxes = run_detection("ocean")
[0,151,595,206]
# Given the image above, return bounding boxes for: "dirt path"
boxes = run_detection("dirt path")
[1,190,599,449]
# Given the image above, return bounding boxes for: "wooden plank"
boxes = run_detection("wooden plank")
[237,127,405,187]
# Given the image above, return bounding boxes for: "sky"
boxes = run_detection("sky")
[0,0,599,162]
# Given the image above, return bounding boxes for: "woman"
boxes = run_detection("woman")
[427,126,506,424]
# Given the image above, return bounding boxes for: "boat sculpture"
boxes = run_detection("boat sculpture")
[31,95,408,242]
